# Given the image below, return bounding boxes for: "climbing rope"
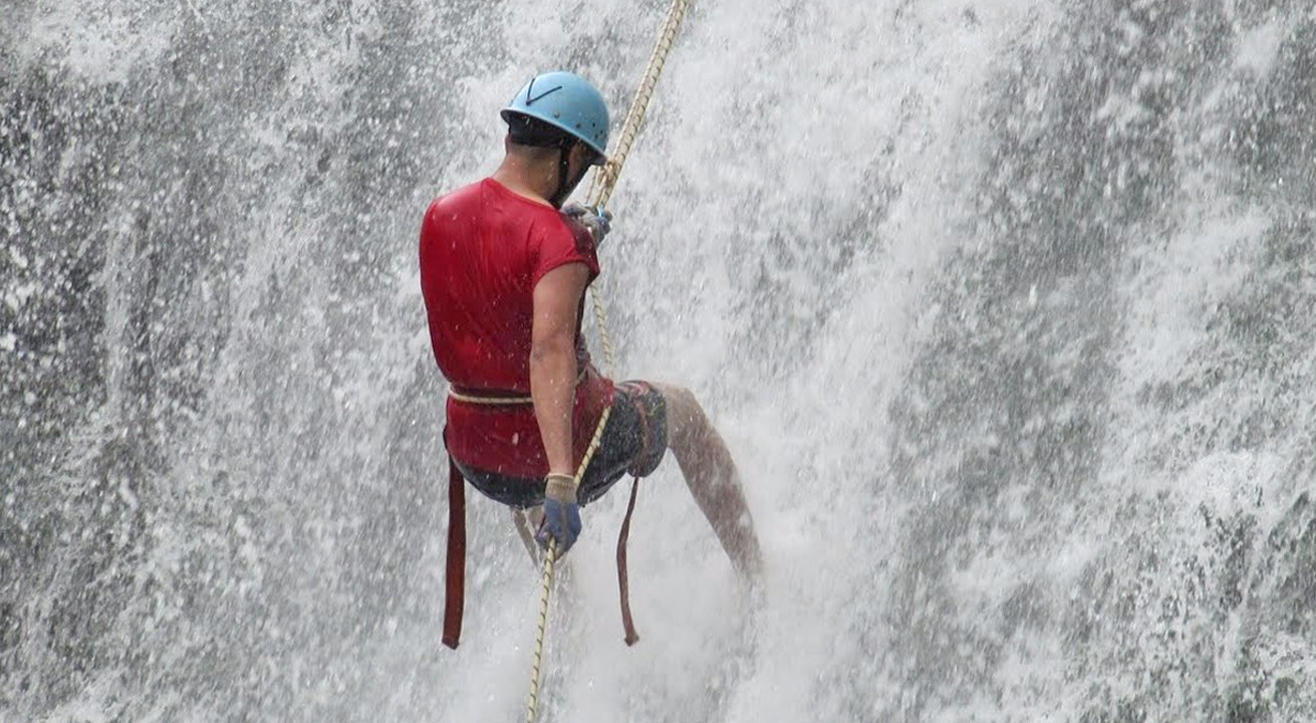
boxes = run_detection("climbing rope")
[525,0,693,719]
[586,0,693,214]
[525,538,557,722]
[584,0,692,376]
[526,404,612,723]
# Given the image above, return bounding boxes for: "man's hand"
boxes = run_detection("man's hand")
[536,473,582,556]
[562,202,613,246]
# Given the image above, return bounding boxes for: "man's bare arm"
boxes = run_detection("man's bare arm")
[530,263,590,477]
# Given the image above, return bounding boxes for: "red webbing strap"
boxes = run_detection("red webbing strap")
[616,477,640,646]
[442,457,466,649]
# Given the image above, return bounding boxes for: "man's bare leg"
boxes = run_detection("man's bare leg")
[654,383,764,579]
[511,507,541,565]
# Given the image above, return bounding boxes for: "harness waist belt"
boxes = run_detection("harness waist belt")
[449,386,533,405]
[448,369,588,406]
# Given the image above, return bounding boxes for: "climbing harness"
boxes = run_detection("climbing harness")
[446,369,584,406]
[445,389,532,405]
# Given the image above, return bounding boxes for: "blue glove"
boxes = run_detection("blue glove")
[536,474,582,556]
[562,202,613,246]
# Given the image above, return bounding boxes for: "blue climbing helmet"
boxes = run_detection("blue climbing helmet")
[501,71,609,164]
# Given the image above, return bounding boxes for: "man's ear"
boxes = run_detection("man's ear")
[570,141,596,169]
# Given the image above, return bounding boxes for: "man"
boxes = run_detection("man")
[419,71,763,645]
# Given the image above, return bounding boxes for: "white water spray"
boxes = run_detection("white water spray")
[3,1,1315,721]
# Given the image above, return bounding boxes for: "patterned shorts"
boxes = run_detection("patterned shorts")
[455,380,669,508]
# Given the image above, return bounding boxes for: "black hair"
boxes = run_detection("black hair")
[505,113,572,148]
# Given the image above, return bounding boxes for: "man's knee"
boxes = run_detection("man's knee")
[652,382,704,449]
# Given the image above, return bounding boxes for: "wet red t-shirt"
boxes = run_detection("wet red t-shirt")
[419,178,613,477]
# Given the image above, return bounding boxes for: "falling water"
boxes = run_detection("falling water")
[3,0,1315,720]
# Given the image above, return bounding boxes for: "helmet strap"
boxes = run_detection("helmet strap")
[548,137,581,209]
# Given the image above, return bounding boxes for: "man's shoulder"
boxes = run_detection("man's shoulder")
[558,215,597,257]
[421,181,490,239]
[430,179,486,213]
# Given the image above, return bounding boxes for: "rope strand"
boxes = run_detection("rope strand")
[524,403,612,723]
[586,0,692,212]
[525,538,557,722]
[584,0,692,377]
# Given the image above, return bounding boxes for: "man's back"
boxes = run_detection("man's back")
[419,178,600,392]
[419,177,611,477]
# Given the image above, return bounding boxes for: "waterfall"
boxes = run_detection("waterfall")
[3,0,1314,720]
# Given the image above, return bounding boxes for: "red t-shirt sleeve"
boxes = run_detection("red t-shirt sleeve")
[530,214,601,287]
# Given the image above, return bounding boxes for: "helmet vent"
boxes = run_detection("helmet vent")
[524,78,564,106]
